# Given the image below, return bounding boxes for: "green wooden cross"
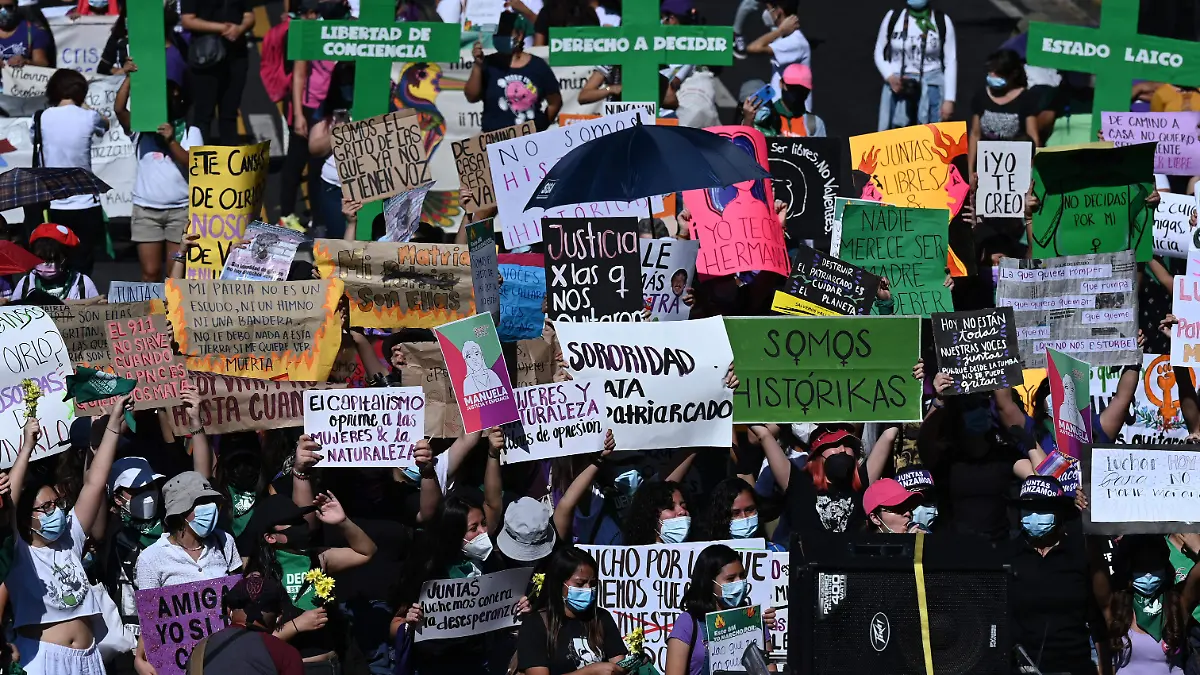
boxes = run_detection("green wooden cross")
[126,0,168,132]
[548,2,732,104]
[1027,0,1200,138]
[288,0,460,237]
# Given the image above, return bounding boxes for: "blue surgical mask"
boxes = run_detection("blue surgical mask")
[986,75,1008,89]
[659,515,690,544]
[730,514,759,539]
[906,0,929,9]
[1020,512,1057,539]
[565,585,595,612]
[614,469,643,496]
[1133,573,1164,597]
[38,506,66,542]
[401,466,421,482]
[717,579,749,608]
[189,503,218,539]
[912,504,937,530]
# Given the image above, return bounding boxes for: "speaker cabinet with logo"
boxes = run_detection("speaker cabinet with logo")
[790,533,1011,675]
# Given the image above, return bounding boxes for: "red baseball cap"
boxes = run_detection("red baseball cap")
[809,424,860,455]
[863,478,921,515]
[782,63,813,89]
[29,223,79,247]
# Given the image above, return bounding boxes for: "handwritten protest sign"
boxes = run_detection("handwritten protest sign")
[109,282,165,304]
[1084,444,1200,533]
[996,250,1140,369]
[515,338,558,387]
[554,316,734,449]
[1172,275,1200,368]
[848,122,969,217]
[164,279,345,381]
[502,381,604,463]
[931,308,1021,395]
[135,575,239,675]
[771,245,879,317]
[706,606,764,672]
[828,197,876,257]
[167,373,344,435]
[839,203,952,317]
[1030,143,1155,261]
[416,568,532,641]
[1047,348,1092,460]
[768,553,788,661]
[434,313,520,433]
[0,306,74,468]
[767,136,846,246]
[976,141,1032,218]
[313,239,475,329]
[332,109,429,203]
[1154,192,1196,258]
[497,253,545,342]
[304,388,425,467]
[186,143,270,280]
[683,126,788,277]
[1101,111,1200,175]
[452,122,536,214]
[401,342,465,438]
[106,314,187,411]
[725,316,921,423]
[545,218,642,322]
[52,302,150,367]
[219,221,305,281]
[467,220,500,323]
[380,182,434,243]
[640,239,697,322]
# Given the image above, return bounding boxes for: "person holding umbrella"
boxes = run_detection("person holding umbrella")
[9,223,99,302]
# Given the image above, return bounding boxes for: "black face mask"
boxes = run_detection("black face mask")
[278,524,310,551]
[781,88,807,112]
[228,462,261,492]
[823,453,857,484]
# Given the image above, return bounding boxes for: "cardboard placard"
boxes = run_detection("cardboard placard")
[839,203,953,317]
[332,109,429,203]
[848,122,969,218]
[767,136,847,247]
[106,314,187,411]
[186,143,270,280]
[134,575,239,675]
[502,380,604,463]
[401,342,465,438]
[1101,111,1200,175]
[415,568,532,642]
[976,140,1033,218]
[433,313,520,433]
[51,302,151,367]
[1083,444,1200,534]
[0,306,74,468]
[497,253,545,342]
[930,308,1022,395]
[304,388,425,467]
[640,239,698,322]
[167,373,345,435]
[545,218,642,322]
[771,245,879,317]
[768,553,788,661]
[451,122,536,214]
[219,221,305,281]
[467,220,501,323]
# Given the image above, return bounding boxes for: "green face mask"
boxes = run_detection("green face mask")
[120,510,164,548]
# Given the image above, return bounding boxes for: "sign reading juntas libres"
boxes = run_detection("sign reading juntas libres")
[332,109,430,204]
[304,388,426,467]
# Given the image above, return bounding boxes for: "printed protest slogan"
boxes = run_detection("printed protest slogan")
[771,245,879,317]
[304,388,425,467]
[332,109,429,203]
[164,279,345,381]
[768,553,789,660]
[434,313,520,433]
[725,316,922,423]
[1154,193,1196,258]
[401,342,465,438]
[108,282,165,305]
[996,250,1140,369]
[640,239,698,322]
[106,314,187,411]
[313,239,475,329]
[135,575,239,675]
[848,122,969,217]
[497,253,546,342]
[976,141,1032,218]
[1172,275,1200,367]
[502,380,604,463]
[416,568,532,641]
[931,308,1021,395]
[706,606,764,672]
[767,136,846,246]
[52,302,150,367]
[545,218,643,322]
[555,317,735,449]
[167,373,345,435]
[467,220,500,323]
[220,221,305,281]
[683,126,788,277]
[839,203,952,317]
[1085,444,1200,533]
[488,110,655,249]
[1030,143,1155,261]
[186,143,270,280]
[452,122,536,213]
[1048,348,1092,460]
[0,306,74,468]
[1101,111,1200,175]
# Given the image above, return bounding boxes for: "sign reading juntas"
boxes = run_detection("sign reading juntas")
[770,245,880,317]
[545,218,643,322]
[312,239,475,329]
[52,302,150,367]
[554,316,734,450]
[219,221,305,281]
[848,122,970,218]
[108,282,165,304]
[705,606,765,673]
[497,253,546,342]
[1084,444,1200,534]
[839,203,952,317]
[725,316,922,423]
[452,122,537,214]
[467,220,501,323]
[167,373,345,435]
[1153,192,1196,259]
[135,575,240,675]
[164,279,346,381]
[766,136,846,247]
[930,308,1022,395]
[1101,111,1200,175]
[106,314,187,411]
[996,250,1140,369]
[976,140,1033,218]
[304,388,426,467]
[416,568,533,642]
[332,109,430,203]
[1047,347,1092,460]
[433,313,520,434]
[0,306,74,469]
[186,143,271,280]
[502,380,604,463]
[640,239,698,322]
[487,109,656,249]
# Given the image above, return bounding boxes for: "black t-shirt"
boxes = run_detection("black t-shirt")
[180,0,249,49]
[517,609,627,675]
[942,457,1017,542]
[480,54,560,132]
[970,88,1037,141]
[786,462,868,541]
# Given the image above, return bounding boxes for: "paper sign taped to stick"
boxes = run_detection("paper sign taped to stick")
[467,220,501,323]
[332,109,429,203]
[839,203,952,317]
[1101,111,1200,176]
[434,313,520,433]
[706,606,765,673]
[304,388,425,467]
[106,313,187,411]
[186,143,270,280]
[0,306,74,469]
[380,182,434,243]
[1084,444,1200,534]
[771,245,879,317]
[52,302,150,367]
[1153,192,1196,259]
[502,380,604,463]
[167,373,345,435]
[452,122,536,214]
[219,221,305,281]
[976,140,1032,218]
[545,218,643,322]
[640,239,698,322]
[416,568,532,641]
[135,575,239,675]
[930,308,1022,395]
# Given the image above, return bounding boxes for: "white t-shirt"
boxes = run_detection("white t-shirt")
[134,530,241,591]
[133,127,203,210]
[10,271,100,301]
[873,9,958,103]
[10,509,102,629]
[39,104,109,210]
[768,30,812,107]
[321,153,340,187]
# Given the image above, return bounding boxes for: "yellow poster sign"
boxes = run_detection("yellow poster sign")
[848,122,969,215]
[185,143,270,279]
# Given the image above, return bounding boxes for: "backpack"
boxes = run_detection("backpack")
[883,9,947,67]
[259,15,293,104]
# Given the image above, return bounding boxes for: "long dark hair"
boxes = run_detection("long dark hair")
[393,493,480,609]
[697,479,763,541]
[622,481,685,545]
[16,480,55,544]
[681,544,741,621]
[539,546,604,656]
[985,48,1028,89]
[1107,536,1184,667]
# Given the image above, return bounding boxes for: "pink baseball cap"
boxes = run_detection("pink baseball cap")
[782,63,813,89]
[863,478,920,515]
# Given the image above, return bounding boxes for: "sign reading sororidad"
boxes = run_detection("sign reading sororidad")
[166,373,345,435]
[332,109,429,203]
[186,143,270,280]
[164,279,345,381]
[724,316,922,423]
[135,575,240,675]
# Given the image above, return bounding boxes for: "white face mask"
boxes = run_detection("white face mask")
[762,8,775,27]
[462,531,493,561]
[128,491,159,520]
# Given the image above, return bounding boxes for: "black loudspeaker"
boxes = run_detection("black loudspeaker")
[790,533,1011,675]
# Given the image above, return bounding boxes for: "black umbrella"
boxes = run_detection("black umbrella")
[0,167,112,212]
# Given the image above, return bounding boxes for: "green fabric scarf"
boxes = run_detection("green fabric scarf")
[1132,592,1165,642]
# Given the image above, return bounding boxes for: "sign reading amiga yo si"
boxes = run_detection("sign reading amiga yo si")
[288,22,461,60]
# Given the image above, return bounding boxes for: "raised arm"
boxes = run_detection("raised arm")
[552,433,613,541]
[180,385,211,478]
[750,425,791,491]
[7,418,43,521]
[414,441,441,525]
[314,491,376,574]
[1099,367,1138,441]
[77,395,133,537]
[866,426,898,484]
[483,427,504,535]
[292,435,321,529]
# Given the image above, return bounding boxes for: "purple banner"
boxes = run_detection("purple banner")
[135,575,241,675]
[1101,111,1200,176]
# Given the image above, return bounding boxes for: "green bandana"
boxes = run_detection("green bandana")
[278,549,318,610]
[120,511,164,549]
[228,487,256,537]
[1133,593,1165,642]
[908,8,935,34]
[1167,537,1200,622]
[172,119,188,144]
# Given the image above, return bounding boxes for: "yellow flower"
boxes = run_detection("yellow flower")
[624,627,645,654]
[304,569,336,602]
[531,573,545,597]
[20,379,41,419]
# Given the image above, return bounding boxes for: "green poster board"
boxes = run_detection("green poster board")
[127,0,167,132]
[704,606,764,673]
[1030,143,1154,261]
[724,316,923,423]
[838,203,952,318]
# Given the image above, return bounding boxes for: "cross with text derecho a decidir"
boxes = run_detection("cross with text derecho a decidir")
[1026,0,1200,138]
[548,1,733,104]
[288,0,460,237]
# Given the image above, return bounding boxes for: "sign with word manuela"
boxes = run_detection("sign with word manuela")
[167,373,344,436]
[164,279,345,381]
[434,313,520,433]
[771,245,879,317]
[706,606,765,673]
[545,217,642,322]
[976,140,1032,218]
[106,313,187,411]
[839,203,952,317]
[0,306,74,469]
[930,308,1021,395]
[502,380,604,463]
[725,316,921,423]
[186,143,270,280]
[1101,111,1200,176]
[332,109,429,203]
[52,302,149,367]
[416,567,532,641]
[554,316,734,450]
[767,136,846,247]
[1084,444,1200,534]
[640,239,697,322]
[304,388,425,467]
[313,239,475,329]
[452,121,536,214]
[135,575,239,675]
[1154,192,1196,259]
[996,250,1140,369]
